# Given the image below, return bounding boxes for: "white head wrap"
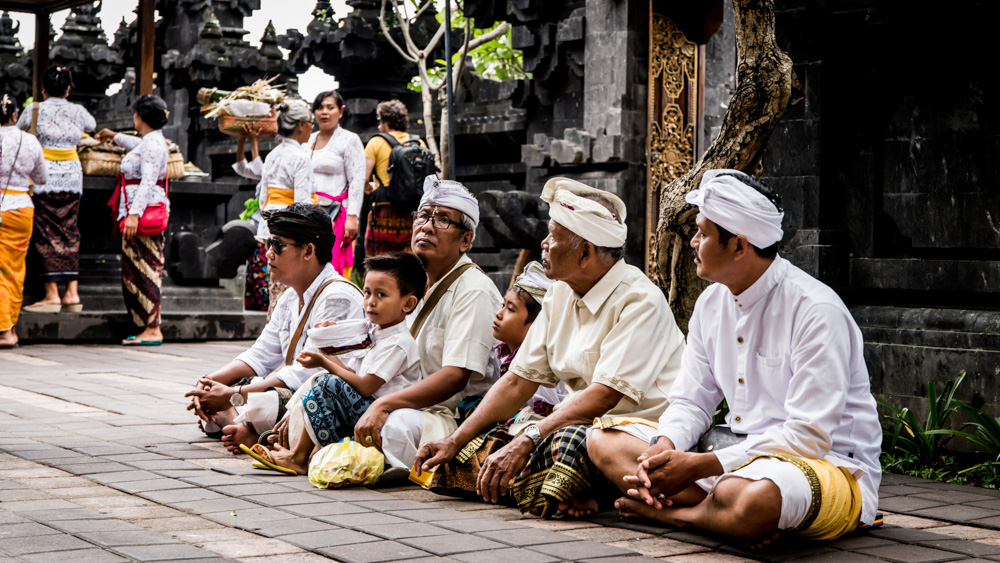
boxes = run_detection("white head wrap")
[513,261,554,304]
[541,177,627,247]
[307,319,372,356]
[419,176,480,227]
[685,169,784,249]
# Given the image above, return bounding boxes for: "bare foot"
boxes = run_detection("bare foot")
[557,495,600,518]
[222,423,259,454]
[615,496,683,527]
[266,443,309,475]
[0,329,18,349]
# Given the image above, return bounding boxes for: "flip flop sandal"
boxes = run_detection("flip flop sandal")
[122,336,163,346]
[239,443,297,475]
[23,303,62,313]
[257,430,277,446]
[60,303,83,313]
[199,420,223,439]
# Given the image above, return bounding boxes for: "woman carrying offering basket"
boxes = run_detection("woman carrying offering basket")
[97,95,170,346]
[255,99,318,312]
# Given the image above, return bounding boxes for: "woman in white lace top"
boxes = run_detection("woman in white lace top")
[18,67,96,313]
[0,93,48,348]
[97,95,170,347]
[308,90,366,278]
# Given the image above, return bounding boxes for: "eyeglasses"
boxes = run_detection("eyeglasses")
[412,212,466,231]
[266,237,305,254]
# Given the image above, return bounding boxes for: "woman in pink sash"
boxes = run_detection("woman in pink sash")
[308,90,365,279]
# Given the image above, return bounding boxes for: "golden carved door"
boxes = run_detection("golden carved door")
[645,11,699,272]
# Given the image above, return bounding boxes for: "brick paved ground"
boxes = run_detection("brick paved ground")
[3,343,1000,562]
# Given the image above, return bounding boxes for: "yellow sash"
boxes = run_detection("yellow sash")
[43,147,79,161]
[267,187,318,206]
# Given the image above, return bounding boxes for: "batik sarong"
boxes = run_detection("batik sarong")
[364,202,412,257]
[0,207,34,331]
[301,374,373,448]
[429,423,594,518]
[121,233,164,329]
[31,191,81,282]
[244,241,269,312]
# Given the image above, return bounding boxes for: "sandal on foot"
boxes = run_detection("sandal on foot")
[23,303,62,313]
[61,303,83,313]
[239,443,297,475]
[122,336,163,346]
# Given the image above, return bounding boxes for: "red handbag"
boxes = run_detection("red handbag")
[108,176,169,237]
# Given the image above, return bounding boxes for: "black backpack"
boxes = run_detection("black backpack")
[373,133,436,214]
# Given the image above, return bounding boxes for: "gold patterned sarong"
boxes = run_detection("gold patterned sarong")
[738,454,862,541]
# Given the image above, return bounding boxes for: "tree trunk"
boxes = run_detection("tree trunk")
[420,85,441,171]
[650,0,802,332]
[439,103,451,179]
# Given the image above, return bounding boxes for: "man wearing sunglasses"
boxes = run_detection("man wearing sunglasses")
[185,203,365,453]
[354,176,503,476]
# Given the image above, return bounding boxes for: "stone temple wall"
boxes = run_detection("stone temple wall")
[757,0,1000,420]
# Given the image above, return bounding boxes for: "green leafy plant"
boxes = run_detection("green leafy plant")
[878,370,967,466]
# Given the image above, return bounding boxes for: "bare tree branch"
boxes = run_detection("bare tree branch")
[379,0,418,63]
[467,21,508,51]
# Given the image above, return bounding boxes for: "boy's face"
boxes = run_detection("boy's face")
[493,288,532,348]
[363,270,417,328]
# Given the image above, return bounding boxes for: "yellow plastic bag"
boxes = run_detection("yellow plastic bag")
[308,437,385,488]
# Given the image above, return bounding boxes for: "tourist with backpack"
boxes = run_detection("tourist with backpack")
[361,100,435,266]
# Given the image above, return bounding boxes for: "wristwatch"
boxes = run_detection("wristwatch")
[229,386,245,407]
[523,425,543,449]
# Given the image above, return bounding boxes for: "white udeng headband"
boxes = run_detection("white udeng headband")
[686,169,784,249]
[419,176,480,227]
[541,177,628,248]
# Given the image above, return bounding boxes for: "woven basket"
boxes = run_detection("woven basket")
[167,151,185,180]
[218,115,278,140]
[79,150,122,177]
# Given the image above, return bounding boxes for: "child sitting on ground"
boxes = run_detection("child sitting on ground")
[260,252,426,475]
[491,261,565,413]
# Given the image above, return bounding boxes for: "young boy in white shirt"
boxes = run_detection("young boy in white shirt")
[259,252,426,474]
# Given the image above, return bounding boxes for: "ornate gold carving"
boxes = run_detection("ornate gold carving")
[646,13,698,272]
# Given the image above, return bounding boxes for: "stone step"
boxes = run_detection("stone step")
[18,310,267,342]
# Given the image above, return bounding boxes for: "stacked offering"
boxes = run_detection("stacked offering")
[198,77,286,139]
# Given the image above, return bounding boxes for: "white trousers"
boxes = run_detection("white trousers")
[380,408,459,469]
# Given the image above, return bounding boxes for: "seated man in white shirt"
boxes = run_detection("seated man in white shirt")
[414,178,685,518]
[353,177,503,474]
[185,203,365,453]
[588,170,882,543]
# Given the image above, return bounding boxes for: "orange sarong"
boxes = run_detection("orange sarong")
[0,207,35,330]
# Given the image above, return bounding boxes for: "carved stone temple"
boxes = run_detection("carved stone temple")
[11,0,1000,416]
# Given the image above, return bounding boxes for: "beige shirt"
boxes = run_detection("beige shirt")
[510,260,685,421]
[408,254,503,417]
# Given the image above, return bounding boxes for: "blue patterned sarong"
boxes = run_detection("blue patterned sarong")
[302,374,374,448]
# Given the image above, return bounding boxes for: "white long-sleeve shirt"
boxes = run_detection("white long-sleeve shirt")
[307,127,366,217]
[114,131,169,220]
[654,256,882,525]
[17,97,95,195]
[255,137,316,240]
[0,126,47,212]
[236,263,365,390]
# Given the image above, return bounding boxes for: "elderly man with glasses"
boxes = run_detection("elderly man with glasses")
[353,177,503,478]
[185,203,365,454]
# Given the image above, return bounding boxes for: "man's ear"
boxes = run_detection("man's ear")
[732,236,749,261]
[403,294,419,313]
[303,242,316,261]
[578,241,593,268]
[459,230,474,253]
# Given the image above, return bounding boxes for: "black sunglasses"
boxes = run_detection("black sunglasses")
[266,237,305,254]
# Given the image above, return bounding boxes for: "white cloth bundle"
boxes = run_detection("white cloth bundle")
[541,177,627,247]
[513,261,554,304]
[419,176,480,227]
[307,319,372,356]
[685,169,784,248]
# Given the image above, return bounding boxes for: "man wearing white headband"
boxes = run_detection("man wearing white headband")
[591,170,881,543]
[354,176,503,473]
[415,177,685,518]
